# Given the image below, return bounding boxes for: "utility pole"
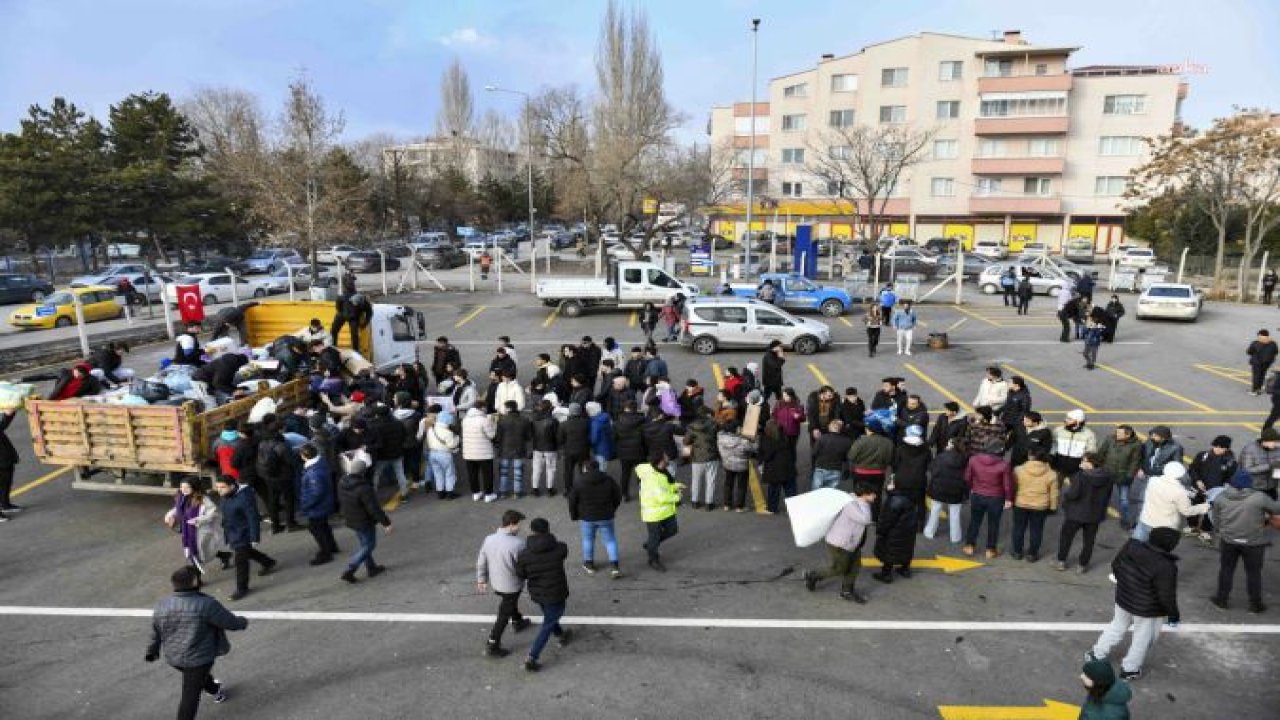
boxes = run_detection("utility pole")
[744,18,761,274]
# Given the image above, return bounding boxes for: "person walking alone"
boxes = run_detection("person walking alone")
[863,301,883,358]
[477,510,532,658]
[803,483,877,604]
[1016,273,1034,316]
[1247,329,1278,396]
[638,302,659,345]
[298,444,339,566]
[213,476,276,602]
[891,300,918,356]
[1000,267,1017,306]
[568,460,624,578]
[637,453,683,572]
[1088,527,1183,681]
[1082,308,1108,370]
[515,517,572,672]
[145,566,247,720]
[336,458,393,583]
[1264,268,1278,305]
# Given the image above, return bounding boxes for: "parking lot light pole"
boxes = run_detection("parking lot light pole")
[485,85,537,273]
[743,19,761,275]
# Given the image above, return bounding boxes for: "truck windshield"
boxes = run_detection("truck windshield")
[790,279,817,292]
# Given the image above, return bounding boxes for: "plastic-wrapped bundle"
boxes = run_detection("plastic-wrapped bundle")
[0,381,37,410]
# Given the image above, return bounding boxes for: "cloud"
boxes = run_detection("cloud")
[439,27,493,48]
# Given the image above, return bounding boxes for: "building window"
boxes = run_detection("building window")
[829,145,851,160]
[979,93,1067,117]
[1094,176,1130,196]
[737,179,769,195]
[1099,136,1145,156]
[1027,138,1060,157]
[831,74,858,92]
[879,105,906,124]
[734,149,767,166]
[984,59,1014,77]
[1104,95,1147,115]
[781,148,805,164]
[782,82,808,98]
[933,139,958,159]
[828,109,856,128]
[931,178,955,197]
[1024,177,1052,196]
[781,181,803,198]
[976,178,1002,196]
[939,60,963,81]
[936,101,960,120]
[825,180,847,196]
[881,67,909,87]
[1035,63,1049,76]
[977,138,1007,158]
[781,114,806,131]
[733,116,771,135]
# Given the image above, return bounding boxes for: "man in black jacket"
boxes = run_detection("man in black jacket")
[557,404,591,493]
[431,336,462,387]
[1088,527,1182,681]
[1053,452,1115,572]
[568,460,623,578]
[613,401,647,501]
[366,404,408,502]
[641,408,682,479]
[578,336,602,383]
[337,458,393,583]
[623,347,649,394]
[760,340,786,403]
[1247,329,1278,395]
[331,293,372,351]
[529,400,559,497]
[145,566,247,719]
[213,476,277,601]
[515,517,572,672]
[811,420,852,490]
[494,400,532,498]
[193,352,248,399]
[254,417,302,533]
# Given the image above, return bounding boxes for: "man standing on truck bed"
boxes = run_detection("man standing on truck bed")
[213,476,277,601]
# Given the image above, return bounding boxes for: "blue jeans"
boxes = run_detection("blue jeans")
[811,467,842,491]
[528,602,566,660]
[498,458,524,495]
[428,450,457,493]
[964,494,1005,550]
[1132,522,1152,541]
[593,454,611,473]
[580,519,619,563]
[373,458,408,496]
[348,526,377,572]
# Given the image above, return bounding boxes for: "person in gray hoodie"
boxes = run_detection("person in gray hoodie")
[803,483,878,603]
[477,510,532,657]
[1210,470,1280,613]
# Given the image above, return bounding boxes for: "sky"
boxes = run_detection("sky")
[1,0,1277,144]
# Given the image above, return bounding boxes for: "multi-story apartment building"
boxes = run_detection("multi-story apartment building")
[383,136,519,186]
[707,31,1189,252]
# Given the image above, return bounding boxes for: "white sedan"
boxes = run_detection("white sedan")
[1135,283,1202,321]
[165,273,269,306]
[316,244,360,265]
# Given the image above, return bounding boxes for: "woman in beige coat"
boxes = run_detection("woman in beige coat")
[1010,449,1060,562]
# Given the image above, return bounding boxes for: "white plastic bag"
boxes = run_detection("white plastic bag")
[784,488,854,548]
[247,397,277,425]
[0,382,36,410]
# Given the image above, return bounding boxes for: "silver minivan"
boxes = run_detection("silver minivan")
[680,297,832,355]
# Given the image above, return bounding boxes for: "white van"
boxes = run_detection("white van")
[680,297,832,355]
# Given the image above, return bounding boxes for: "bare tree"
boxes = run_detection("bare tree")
[806,123,935,245]
[1232,113,1280,299]
[436,58,474,138]
[182,86,268,214]
[475,109,514,152]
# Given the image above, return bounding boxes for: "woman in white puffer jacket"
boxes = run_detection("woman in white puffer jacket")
[461,407,497,502]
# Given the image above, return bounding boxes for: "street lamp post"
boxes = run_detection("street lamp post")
[744,18,761,276]
[485,85,537,270]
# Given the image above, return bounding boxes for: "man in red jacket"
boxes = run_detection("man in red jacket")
[962,441,1014,559]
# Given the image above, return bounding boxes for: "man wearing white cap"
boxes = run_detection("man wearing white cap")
[1051,409,1097,476]
[1134,462,1209,541]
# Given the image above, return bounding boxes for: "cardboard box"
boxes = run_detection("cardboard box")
[742,403,761,438]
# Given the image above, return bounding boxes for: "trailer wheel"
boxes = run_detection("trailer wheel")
[559,300,583,318]
[819,299,844,317]
[793,336,819,355]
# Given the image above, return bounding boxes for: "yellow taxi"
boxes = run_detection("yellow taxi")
[8,285,125,329]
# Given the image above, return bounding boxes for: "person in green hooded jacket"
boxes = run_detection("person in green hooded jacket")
[1079,658,1132,719]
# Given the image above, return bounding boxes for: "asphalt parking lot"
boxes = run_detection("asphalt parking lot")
[1,288,1276,719]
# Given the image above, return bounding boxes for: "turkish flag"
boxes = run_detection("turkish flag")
[177,285,204,323]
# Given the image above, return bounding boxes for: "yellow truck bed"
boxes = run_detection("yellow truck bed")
[26,379,308,491]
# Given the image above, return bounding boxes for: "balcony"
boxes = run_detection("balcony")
[970,156,1066,174]
[977,74,1073,94]
[731,167,768,181]
[974,116,1070,135]
[969,194,1062,215]
[732,135,770,149]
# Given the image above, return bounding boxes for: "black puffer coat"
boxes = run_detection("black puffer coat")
[531,411,559,452]
[891,443,931,496]
[1111,538,1180,621]
[874,493,918,565]
[642,416,680,461]
[927,449,968,504]
[557,416,591,457]
[757,432,794,485]
[613,411,647,461]
[567,469,621,521]
[515,532,570,605]
[1061,467,1114,524]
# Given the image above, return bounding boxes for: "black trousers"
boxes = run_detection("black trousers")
[645,516,679,562]
[1263,396,1280,429]
[403,449,423,485]
[618,458,640,499]
[723,469,749,509]
[866,327,880,356]
[1251,362,1271,393]
[466,460,494,495]
[1056,519,1099,565]
[1017,296,1031,315]
[233,545,275,592]
[265,479,297,528]
[330,314,361,350]
[176,662,219,720]
[1003,286,1016,306]
[308,517,339,556]
[0,465,12,507]
[1057,310,1071,342]
[560,453,588,493]
[1216,543,1265,605]
[1265,287,1275,305]
[489,591,526,645]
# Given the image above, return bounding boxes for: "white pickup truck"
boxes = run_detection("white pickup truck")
[536,261,700,317]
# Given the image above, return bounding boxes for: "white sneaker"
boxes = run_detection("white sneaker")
[472,493,483,502]
[905,350,913,355]
[484,494,498,503]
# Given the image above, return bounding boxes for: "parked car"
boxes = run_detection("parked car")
[241,248,304,274]
[0,273,55,304]
[9,286,124,329]
[978,261,1070,296]
[1020,242,1050,257]
[263,264,334,293]
[934,253,994,280]
[69,263,151,288]
[1108,244,1137,262]
[413,231,455,248]
[971,240,1008,260]
[316,244,361,265]
[923,237,960,255]
[115,273,172,304]
[165,273,268,306]
[1063,238,1096,263]
[1135,282,1202,322]
[412,243,468,270]
[181,256,239,275]
[729,273,853,317]
[345,251,401,273]
[1118,247,1157,269]
[680,297,832,355]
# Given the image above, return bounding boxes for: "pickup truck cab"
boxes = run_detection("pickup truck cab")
[729,273,852,317]
[536,260,699,317]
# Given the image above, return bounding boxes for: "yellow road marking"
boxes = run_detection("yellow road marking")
[453,305,487,328]
[938,699,1078,720]
[747,463,766,513]
[1197,363,1251,377]
[628,311,637,327]
[903,362,973,413]
[12,465,71,497]
[1241,422,1263,432]
[1096,363,1216,412]
[949,305,1000,327]
[863,555,984,573]
[711,363,724,389]
[807,363,831,387]
[838,316,853,327]
[542,309,558,328]
[382,494,402,512]
[1000,364,1097,413]
[1107,507,1121,519]
[1193,363,1250,386]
